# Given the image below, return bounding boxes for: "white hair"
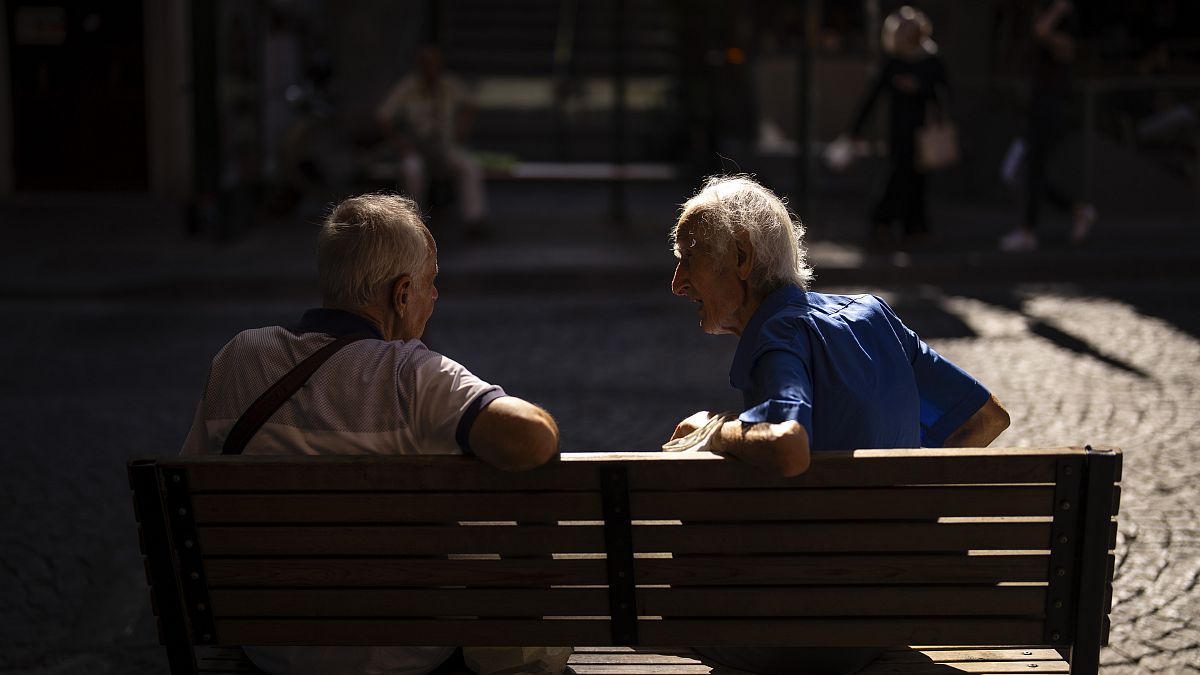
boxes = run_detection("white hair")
[671,175,814,292]
[318,193,431,307]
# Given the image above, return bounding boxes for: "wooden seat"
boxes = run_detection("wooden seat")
[194,645,1070,674]
[130,447,1120,674]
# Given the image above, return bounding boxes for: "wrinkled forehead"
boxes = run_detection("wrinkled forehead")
[417,226,439,272]
[672,212,717,255]
[419,226,438,257]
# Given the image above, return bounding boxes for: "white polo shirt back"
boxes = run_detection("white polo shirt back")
[181,308,505,675]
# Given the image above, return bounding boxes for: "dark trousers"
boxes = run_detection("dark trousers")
[1025,95,1075,229]
[872,142,927,236]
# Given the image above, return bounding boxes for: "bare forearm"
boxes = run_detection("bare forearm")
[943,394,1011,447]
[710,419,810,477]
[470,397,560,471]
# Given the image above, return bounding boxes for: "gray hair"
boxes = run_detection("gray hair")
[671,175,814,292]
[318,193,431,307]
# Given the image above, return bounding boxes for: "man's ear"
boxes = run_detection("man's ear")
[734,231,755,281]
[390,274,413,316]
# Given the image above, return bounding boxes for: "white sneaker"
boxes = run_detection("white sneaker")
[1072,205,1097,245]
[999,229,1038,252]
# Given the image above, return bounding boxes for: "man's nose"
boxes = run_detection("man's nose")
[670,262,687,296]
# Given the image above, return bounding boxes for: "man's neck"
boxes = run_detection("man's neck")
[322,304,390,340]
[731,288,769,337]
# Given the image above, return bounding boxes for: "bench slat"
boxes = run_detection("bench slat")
[214,618,612,646]
[198,525,607,556]
[203,554,1052,588]
[633,487,1056,520]
[634,522,1052,554]
[205,557,610,588]
[211,588,610,617]
[189,486,1056,524]
[206,585,1046,619]
[640,586,1046,617]
[192,492,603,523]
[640,618,1048,647]
[192,646,1071,675]
[635,554,1051,586]
[564,662,710,667]
[571,666,1068,675]
[213,617,1046,648]
[196,521,1053,556]
[170,449,1081,492]
[627,454,1063,489]
[859,662,1068,673]
[570,653,704,664]
[873,647,1065,662]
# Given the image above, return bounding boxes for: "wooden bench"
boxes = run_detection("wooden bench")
[128,446,1121,674]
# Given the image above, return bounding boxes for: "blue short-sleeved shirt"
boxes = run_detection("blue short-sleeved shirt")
[730,287,989,450]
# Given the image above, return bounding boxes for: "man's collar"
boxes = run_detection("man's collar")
[294,308,384,340]
[729,285,807,388]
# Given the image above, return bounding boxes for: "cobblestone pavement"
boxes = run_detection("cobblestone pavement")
[2,279,1198,673]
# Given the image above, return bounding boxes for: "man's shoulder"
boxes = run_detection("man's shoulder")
[215,325,290,354]
[799,293,906,339]
[800,292,883,316]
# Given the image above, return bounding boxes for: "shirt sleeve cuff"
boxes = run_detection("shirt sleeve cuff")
[923,385,990,447]
[455,387,507,455]
[738,398,812,425]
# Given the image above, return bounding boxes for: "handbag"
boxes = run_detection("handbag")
[916,100,960,172]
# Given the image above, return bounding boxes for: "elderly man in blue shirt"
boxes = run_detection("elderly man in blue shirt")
[666,175,1011,675]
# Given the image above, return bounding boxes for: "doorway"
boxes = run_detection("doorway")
[6,0,147,190]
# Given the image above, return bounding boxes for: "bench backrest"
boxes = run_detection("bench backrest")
[129,447,1120,674]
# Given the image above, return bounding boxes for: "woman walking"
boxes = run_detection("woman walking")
[849,6,949,245]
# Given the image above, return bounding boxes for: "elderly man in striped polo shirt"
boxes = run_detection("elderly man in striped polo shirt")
[182,193,564,675]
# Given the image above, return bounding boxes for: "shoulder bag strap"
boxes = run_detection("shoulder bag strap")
[222,334,370,455]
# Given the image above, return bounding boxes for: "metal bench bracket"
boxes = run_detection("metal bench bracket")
[163,468,216,645]
[600,465,638,645]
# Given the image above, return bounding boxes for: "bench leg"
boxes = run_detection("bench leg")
[131,461,198,675]
[1068,447,1120,675]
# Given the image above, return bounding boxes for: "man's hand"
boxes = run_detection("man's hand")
[669,410,716,441]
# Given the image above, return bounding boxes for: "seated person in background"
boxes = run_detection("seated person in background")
[182,193,562,675]
[376,45,488,234]
[664,175,1010,675]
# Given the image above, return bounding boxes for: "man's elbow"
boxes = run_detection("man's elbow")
[769,428,811,478]
[774,450,810,478]
[483,409,560,471]
[469,397,560,471]
[992,402,1012,435]
[980,395,1011,443]
[947,395,1011,448]
[498,418,559,471]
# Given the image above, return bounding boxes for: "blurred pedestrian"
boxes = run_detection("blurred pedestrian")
[665,175,1011,675]
[999,0,1097,252]
[847,5,950,246]
[376,45,489,234]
